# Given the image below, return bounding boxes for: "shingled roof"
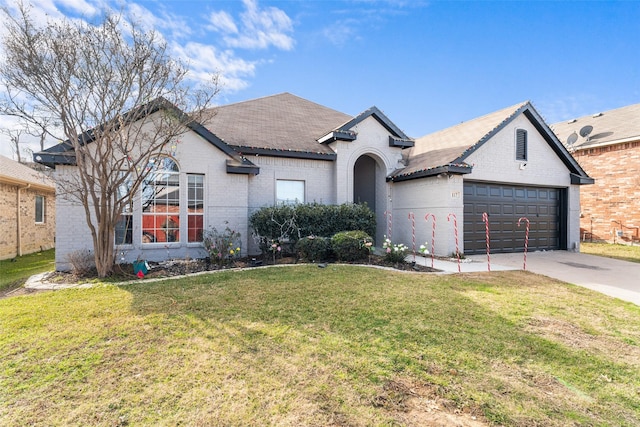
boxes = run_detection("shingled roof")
[0,155,55,191]
[551,103,640,150]
[391,101,592,183]
[203,93,351,159]
[392,102,530,181]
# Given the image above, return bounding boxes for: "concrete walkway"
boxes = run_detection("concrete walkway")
[465,251,640,306]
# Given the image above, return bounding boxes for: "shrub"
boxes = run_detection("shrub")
[331,231,372,262]
[295,236,331,262]
[66,249,94,276]
[382,237,409,264]
[249,203,376,255]
[202,225,242,268]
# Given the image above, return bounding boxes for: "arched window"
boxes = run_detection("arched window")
[142,157,180,243]
[516,129,528,161]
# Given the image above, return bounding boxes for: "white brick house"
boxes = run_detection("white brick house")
[36,94,592,271]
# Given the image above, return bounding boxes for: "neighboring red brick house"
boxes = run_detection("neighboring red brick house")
[0,155,56,259]
[552,103,640,243]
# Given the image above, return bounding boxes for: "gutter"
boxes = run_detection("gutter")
[17,183,31,257]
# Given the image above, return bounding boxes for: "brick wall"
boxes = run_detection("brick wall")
[573,141,640,242]
[0,182,55,260]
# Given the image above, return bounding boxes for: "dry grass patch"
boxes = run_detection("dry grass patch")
[581,242,640,263]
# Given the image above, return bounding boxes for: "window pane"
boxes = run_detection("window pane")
[276,180,304,205]
[142,157,180,243]
[187,174,204,242]
[115,214,133,245]
[35,195,44,223]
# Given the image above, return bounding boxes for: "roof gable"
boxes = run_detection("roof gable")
[34,98,258,174]
[392,102,592,182]
[319,106,413,146]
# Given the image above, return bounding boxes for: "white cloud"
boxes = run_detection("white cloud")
[536,94,601,125]
[0,0,290,119]
[211,0,294,51]
[171,42,256,93]
[321,20,361,47]
[207,10,238,35]
[58,0,100,16]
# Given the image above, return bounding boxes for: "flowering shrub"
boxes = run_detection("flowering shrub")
[203,225,241,268]
[382,236,409,264]
[419,242,430,256]
[268,239,282,264]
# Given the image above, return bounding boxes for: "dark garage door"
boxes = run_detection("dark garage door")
[463,182,564,254]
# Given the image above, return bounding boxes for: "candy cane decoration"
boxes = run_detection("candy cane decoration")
[384,210,393,241]
[408,212,416,262]
[482,212,491,272]
[425,213,436,268]
[447,213,461,273]
[518,217,530,270]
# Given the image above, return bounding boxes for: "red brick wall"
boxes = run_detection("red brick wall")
[574,141,640,242]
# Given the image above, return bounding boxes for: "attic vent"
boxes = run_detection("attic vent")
[515,129,527,161]
[567,119,577,124]
[592,112,603,118]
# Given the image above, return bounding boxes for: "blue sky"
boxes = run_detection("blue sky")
[1,0,639,158]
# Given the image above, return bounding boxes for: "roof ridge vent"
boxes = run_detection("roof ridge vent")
[592,112,603,118]
[567,119,577,124]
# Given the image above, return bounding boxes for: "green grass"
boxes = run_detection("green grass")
[0,249,55,292]
[581,242,640,263]
[2,266,640,426]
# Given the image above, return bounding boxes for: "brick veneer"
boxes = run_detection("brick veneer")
[0,182,56,260]
[573,141,640,242]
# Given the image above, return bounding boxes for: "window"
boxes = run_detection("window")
[516,129,528,161]
[35,195,45,223]
[115,174,133,245]
[276,180,304,205]
[142,157,180,243]
[187,174,204,242]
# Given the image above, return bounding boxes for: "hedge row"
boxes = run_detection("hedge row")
[249,202,376,255]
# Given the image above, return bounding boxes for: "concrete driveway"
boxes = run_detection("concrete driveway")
[465,251,640,306]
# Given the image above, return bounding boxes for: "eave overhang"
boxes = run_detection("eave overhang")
[226,158,260,175]
[233,146,337,161]
[388,135,414,148]
[388,164,472,182]
[0,175,55,192]
[318,130,357,144]
[33,151,76,168]
[570,173,595,185]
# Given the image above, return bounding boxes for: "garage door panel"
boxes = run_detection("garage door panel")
[464,182,562,255]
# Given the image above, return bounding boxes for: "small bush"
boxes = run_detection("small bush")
[331,231,372,262]
[66,249,94,276]
[295,236,331,262]
[203,225,242,268]
[382,237,409,264]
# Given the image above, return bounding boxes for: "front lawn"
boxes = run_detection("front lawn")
[581,242,640,263]
[1,266,639,426]
[0,249,55,293]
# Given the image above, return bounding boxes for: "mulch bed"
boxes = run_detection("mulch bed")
[40,254,440,285]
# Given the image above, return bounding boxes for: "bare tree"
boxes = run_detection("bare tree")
[0,125,26,162]
[0,3,218,276]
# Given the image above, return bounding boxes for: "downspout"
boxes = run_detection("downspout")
[16,184,31,257]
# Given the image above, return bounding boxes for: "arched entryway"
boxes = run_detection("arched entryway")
[353,155,377,213]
